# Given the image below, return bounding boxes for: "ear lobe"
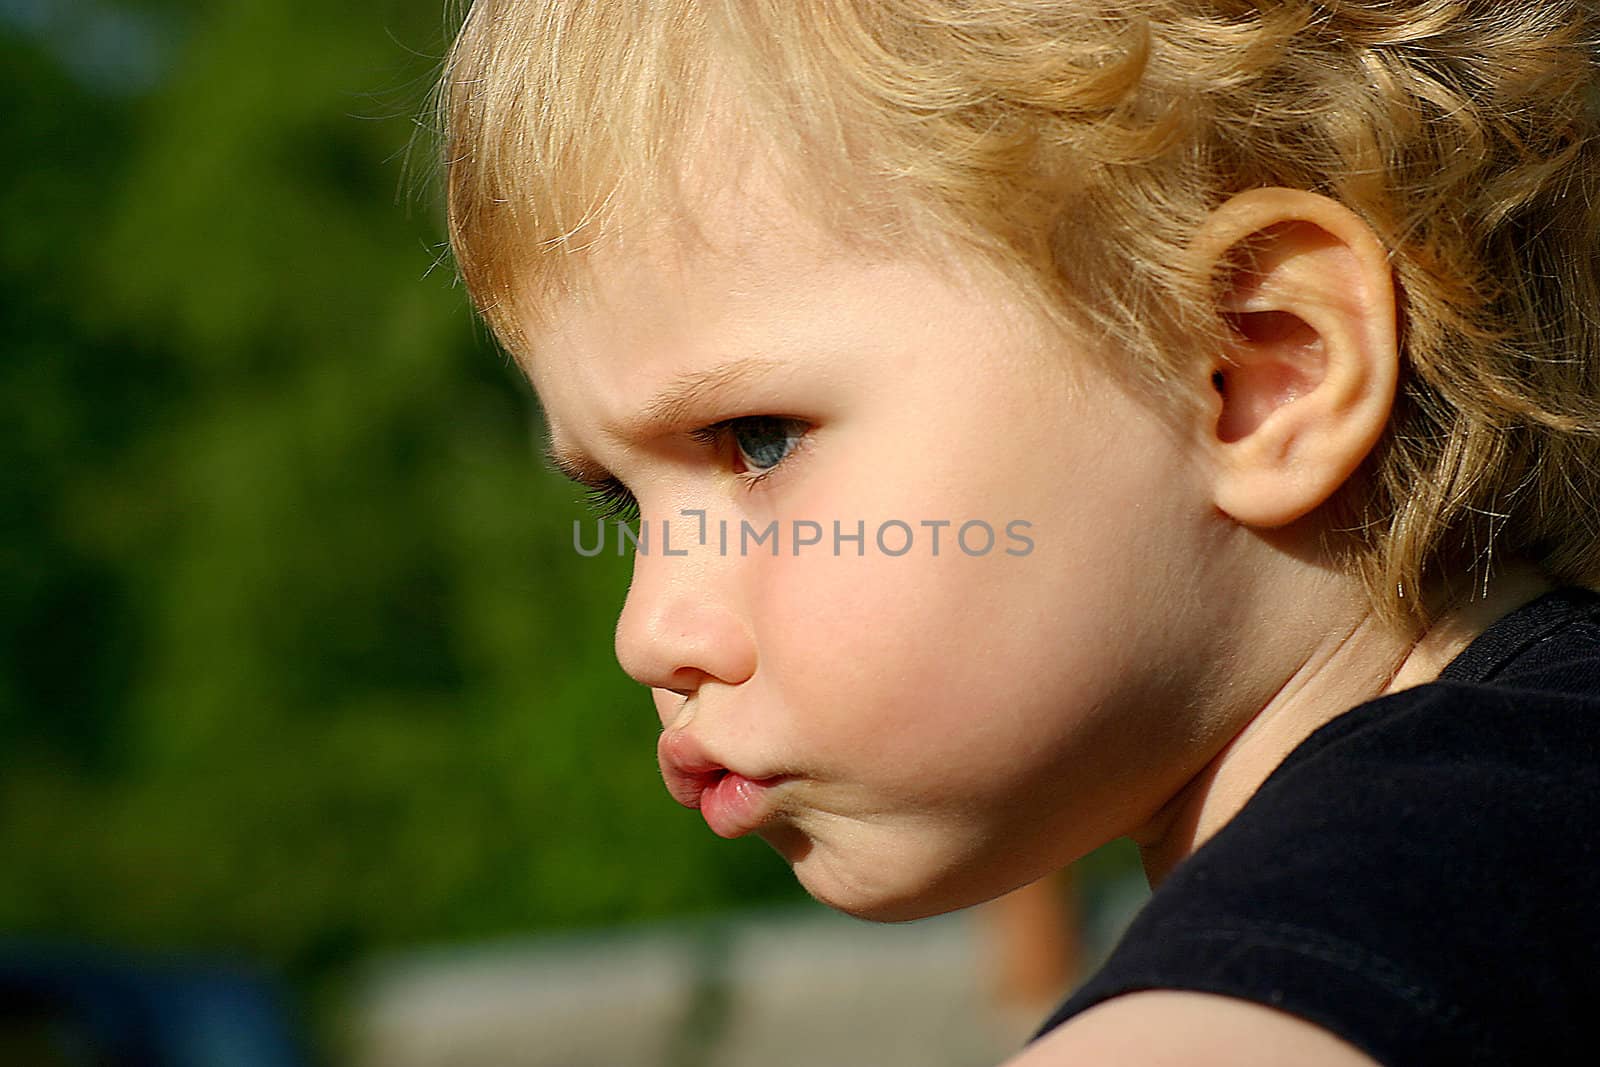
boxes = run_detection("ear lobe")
[1194,191,1399,529]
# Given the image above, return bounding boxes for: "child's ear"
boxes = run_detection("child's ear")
[1191,189,1399,528]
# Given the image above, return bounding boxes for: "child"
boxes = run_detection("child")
[438,2,1600,1063]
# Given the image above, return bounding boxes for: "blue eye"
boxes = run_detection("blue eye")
[689,416,808,478]
[727,416,805,472]
[568,415,806,522]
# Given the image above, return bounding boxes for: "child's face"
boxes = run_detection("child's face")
[525,169,1236,920]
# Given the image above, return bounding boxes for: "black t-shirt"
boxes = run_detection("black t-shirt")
[1035,587,1600,1066]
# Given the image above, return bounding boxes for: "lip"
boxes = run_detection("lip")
[657,729,789,838]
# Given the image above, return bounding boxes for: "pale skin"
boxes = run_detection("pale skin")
[524,164,1549,1064]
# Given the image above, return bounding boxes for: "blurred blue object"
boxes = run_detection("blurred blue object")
[0,943,314,1067]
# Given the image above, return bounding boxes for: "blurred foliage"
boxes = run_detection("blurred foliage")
[1,0,803,989]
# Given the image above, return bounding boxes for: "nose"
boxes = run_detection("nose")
[613,529,756,713]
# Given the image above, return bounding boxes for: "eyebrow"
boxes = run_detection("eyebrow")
[543,355,791,486]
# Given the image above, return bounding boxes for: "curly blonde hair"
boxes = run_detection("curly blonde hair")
[441,0,1600,624]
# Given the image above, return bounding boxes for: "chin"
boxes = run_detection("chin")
[831,893,959,924]
[774,830,1007,923]
[808,873,1005,924]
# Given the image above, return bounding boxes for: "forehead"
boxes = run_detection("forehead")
[523,162,834,391]
[520,154,1027,447]
[518,126,890,345]
[500,70,1013,357]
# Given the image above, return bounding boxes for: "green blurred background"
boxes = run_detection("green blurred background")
[2,0,806,1027]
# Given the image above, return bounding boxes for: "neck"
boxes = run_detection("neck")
[1131,564,1552,886]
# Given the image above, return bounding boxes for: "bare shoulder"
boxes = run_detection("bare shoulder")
[1001,991,1381,1067]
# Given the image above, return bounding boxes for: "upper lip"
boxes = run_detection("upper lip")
[657,728,726,809]
[658,728,786,809]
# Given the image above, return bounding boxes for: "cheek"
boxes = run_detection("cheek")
[744,442,1211,800]
[751,547,1077,788]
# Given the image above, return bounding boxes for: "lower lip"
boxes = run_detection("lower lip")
[700,773,785,838]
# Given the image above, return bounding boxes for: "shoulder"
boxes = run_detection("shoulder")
[1006,991,1380,1067]
[1030,597,1600,1063]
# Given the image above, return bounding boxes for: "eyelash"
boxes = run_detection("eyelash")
[581,416,808,523]
[584,478,642,524]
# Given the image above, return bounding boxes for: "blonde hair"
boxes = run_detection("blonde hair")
[441,0,1600,624]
